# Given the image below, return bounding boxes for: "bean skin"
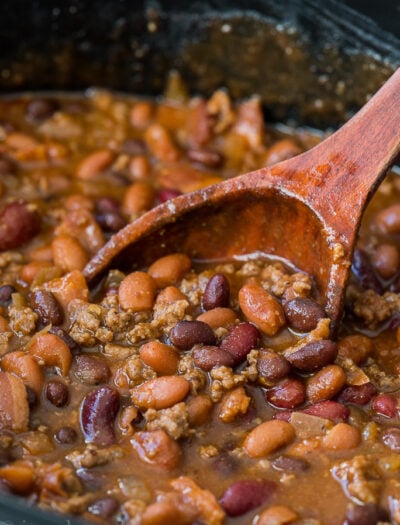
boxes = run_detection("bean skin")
[283,297,326,332]
[118,271,157,311]
[220,479,276,517]
[302,401,350,423]
[337,335,373,364]
[374,203,400,234]
[372,393,398,418]
[197,307,237,329]
[29,289,63,326]
[45,380,69,407]
[239,284,285,336]
[131,376,190,410]
[286,340,337,371]
[131,430,181,470]
[306,365,346,403]
[266,379,305,409]
[220,322,260,365]
[81,386,120,446]
[148,253,191,288]
[0,284,16,306]
[73,355,110,385]
[371,243,399,279]
[139,341,179,376]
[193,346,235,371]
[256,351,291,385]
[337,382,377,406]
[202,273,230,310]
[0,201,41,251]
[323,423,361,450]
[169,320,216,350]
[187,148,223,168]
[243,420,295,458]
[351,249,383,293]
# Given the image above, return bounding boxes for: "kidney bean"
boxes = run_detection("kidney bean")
[142,501,187,525]
[323,423,361,450]
[81,386,120,446]
[193,346,234,371]
[139,341,179,375]
[306,365,346,403]
[187,148,224,168]
[197,307,237,329]
[29,289,63,326]
[372,393,398,418]
[120,138,146,155]
[55,426,77,445]
[344,503,389,525]
[76,469,107,490]
[122,182,155,216]
[256,352,292,384]
[148,253,191,288]
[337,335,373,364]
[286,340,337,371]
[131,376,190,410]
[26,98,59,121]
[118,271,157,311]
[302,400,349,422]
[266,379,305,409]
[45,380,69,407]
[131,429,181,470]
[283,297,326,332]
[239,284,285,336]
[76,150,113,179]
[73,355,110,385]
[89,497,119,519]
[382,427,400,452]
[243,420,295,458]
[49,326,81,355]
[337,382,377,405]
[271,455,310,472]
[374,203,400,233]
[0,201,41,251]
[0,284,16,306]
[220,322,260,365]
[351,249,383,293]
[157,188,182,203]
[219,479,276,517]
[202,273,230,310]
[169,320,216,350]
[96,211,126,233]
[0,155,16,175]
[371,243,399,279]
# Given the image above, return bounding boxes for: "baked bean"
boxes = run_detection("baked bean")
[186,395,213,426]
[243,420,295,458]
[372,393,398,418]
[238,284,285,336]
[0,201,41,251]
[193,345,234,371]
[88,497,119,519]
[0,284,16,306]
[302,400,349,422]
[264,139,302,166]
[219,479,276,517]
[1,351,44,395]
[139,341,179,375]
[187,148,223,168]
[45,380,69,407]
[29,244,53,262]
[76,149,113,179]
[81,386,120,446]
[128,155,152,181]
[131,376,190,410]
[73,355,110,385]
[147,253,191,288]
[352,249,383,293]
[52,234,89,272]
[266,379,305,409]
[26,98,58,121]
[271,455,310,473]
[371,243,399,278]
[0,372,29,432]
[122,181,155,216]
[130,102,153,128]
[283,297,326,332]
[286,340,338,371]
[323,423,361,450]
[29,332,72,376]
[257,351,291,385]
[337,382,377,405]
[54,426,77,445]
[218,386,251,423]
[374,203,400,233]
[220,322,259,365]
[306,365,346,403]
[344,504,389,525]
[257,505,298,525]
[131,429,181,470]
[169,320,216,350]
[20,261,54,285]
[202,273,230,310]
[29,289,63,326]
[197,307,237,329]
[337,334,373,364]
[144,123,180,162]
[118,271,157,311]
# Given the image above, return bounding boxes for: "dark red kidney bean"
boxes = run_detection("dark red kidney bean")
[187,148,224,168]
[29,289,63,326]
[157,189,182,203]
[193,346,234,371]
[25,386,38,409]
[0,155,16,175]
[55,426,78,444]
[202,273,230,310]
[76,469,108,490]
[220,479,276,517]
[286,340,338,371]
[266,379,305,409]
[120,138,146,155]
[88,496,119,519]
[81,386,120,446]
[49,327,81,355]
[372,393,398,418]
[372,243,399,279]
[344,503,389,525]
[0,284,16,306]
[271,455,310,473]
[351,249,383,294]
[220,322,260,365]
[337,382,377,406]
[96,212,126,233]
[0,201,41,251]
[26,98,59,121]
[96,197,120,214]
[273,410,292,422]
[169,320,216,350]
[302,400,350,422]
[283,297,326,332]
[382,428,400,452]
[46,380,69,407]
[73,355,111,385]
[257,351,291,383]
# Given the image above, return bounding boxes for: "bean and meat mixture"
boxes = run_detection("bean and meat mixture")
[0,86,400,525]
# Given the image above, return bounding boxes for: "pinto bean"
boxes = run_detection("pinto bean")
[0,201,41,251]
[122,182,155,216]
[118,271,157,311]
[81,386,120,446]
[29,289,63,326]
[323,423,361,450]
[20,261,54,285]
[239,284,285,336]
[0,372,29,432]
[197,307,237,329]
[76,149,113,179]
[29,332,72,376]
[286,340,338,371]
[337,334,373,364]
[371,243,399,279]
[0,461,35,493]
[193,346,234,371]
[220,322,259,365]
[147,253,191,288]
[243,420,295,458]
[266,379,305,409]
[256,351,291,385]
[306,365,346,403]
[155,286,186,305]
[202,273,230,310]
[73,355,111,385]
[131,376,190,410]
[187,148,223,168]
[257,505,298,525]
[44,270,89,314]
[219,479,276,517]
[169,320,216,350]
[131,429,181,470]
[1,351,44,395]
[139,341,179,375]
[45,380,69,407]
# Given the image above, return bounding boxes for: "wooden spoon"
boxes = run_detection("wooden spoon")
[84,68,400,332]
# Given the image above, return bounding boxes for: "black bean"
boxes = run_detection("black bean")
[89,497,119,519]
[55,426,77,444]
[187,148,224,168]
[49,326,81,355]
[352,249,383,294]
[272,455,310,473]
[193,345,234,371]
[26,98,59,121]
[169,320,216,350]
[257,351,291,383]
[202,273,230,310]
[220,322,260,365]
[45,380,69,407]
[382,427,400,453]
[29,289,63,326]
[120,138,146,155]
[0,156,16,176]
[283,297,326,332]
[286,340,337,371]
[0,201,41,251]
[0,284,16,306]
[73,355,110,385]
[344,503,389,525]
[81,386,120,446]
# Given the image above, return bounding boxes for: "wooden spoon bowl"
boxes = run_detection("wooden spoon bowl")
[84,69,400,332]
